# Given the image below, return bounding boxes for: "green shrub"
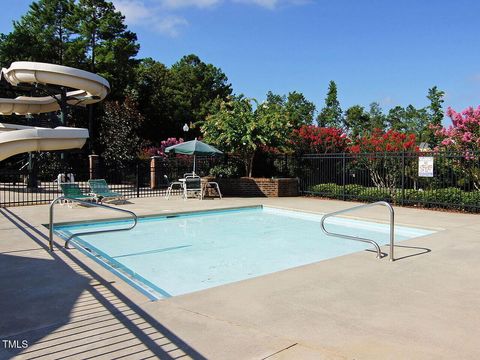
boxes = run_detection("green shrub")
[209,163,241,178]
[421,187,463,205]
[462,191,480,207]
[358,187,393,202]
[309,183,343,199]
[344,184,364,196]
[403,189,425,204]
[308,183,479,212]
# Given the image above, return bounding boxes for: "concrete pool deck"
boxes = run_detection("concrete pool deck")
[0,196,479,359]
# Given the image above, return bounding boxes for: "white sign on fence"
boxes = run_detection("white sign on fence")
[418,156,434,177]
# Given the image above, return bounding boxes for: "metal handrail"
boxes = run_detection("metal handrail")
[48,196,138,251]
[320,201,395,261]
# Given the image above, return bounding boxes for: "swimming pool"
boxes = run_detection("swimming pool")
[55,206,435,299]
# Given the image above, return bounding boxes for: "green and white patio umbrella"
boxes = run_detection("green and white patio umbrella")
[165,139,223,175]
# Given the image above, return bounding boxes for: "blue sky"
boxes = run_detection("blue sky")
[1,0,480,123]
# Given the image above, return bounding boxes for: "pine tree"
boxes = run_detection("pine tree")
[75,0,140,99]
[427,86,445,126]
[0,0,81,66]
[317,80,342,127]
[425,86,445,145]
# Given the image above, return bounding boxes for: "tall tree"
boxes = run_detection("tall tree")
[344,105,370,137]
[0,0,82,67]
[265,91,316,128]
[427,86,445,126]
[285,91,316,127]
[368,102,386,130]
[317,80,342,127]
[130,58,174,142]
[265,91,285,106]
[99,97,144,168]
[75,0,140,98]
[169,54,232,136]
[425,86,445,145]
[386,106,405,131]
[202,95,291,177]
[387,105,429,142]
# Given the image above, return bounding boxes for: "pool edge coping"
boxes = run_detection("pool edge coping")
[44,203,445,232]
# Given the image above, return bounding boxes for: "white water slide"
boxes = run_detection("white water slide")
[0,61,110,161]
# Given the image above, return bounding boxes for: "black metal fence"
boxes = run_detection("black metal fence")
[2,150,479,212]
[298,151,480,212]
[0,154,220,207]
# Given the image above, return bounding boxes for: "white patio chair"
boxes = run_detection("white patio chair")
[164,175,184,199]
[183,175,202,200]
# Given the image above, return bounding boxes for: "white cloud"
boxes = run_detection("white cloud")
[112,0,309,37]
[161,0,221,9]
[232,0,309,9]
[380,96,394,105]
[114,0,151,24]
[154,15,189,37]
[112,0,188,37]
[233,0,278,9]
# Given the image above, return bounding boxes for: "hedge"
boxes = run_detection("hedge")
[309,183,480,211]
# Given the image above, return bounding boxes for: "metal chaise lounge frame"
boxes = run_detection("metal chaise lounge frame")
[59,183,96,207]
[183,175,202,200]
[88,179,126,204]
[164,175,184,199]
[202,180,222,199]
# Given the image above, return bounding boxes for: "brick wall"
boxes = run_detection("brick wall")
[203,177,298,197]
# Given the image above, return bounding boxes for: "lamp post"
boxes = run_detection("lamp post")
[183,123,189,140]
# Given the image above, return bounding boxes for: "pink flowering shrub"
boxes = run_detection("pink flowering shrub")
[434,106,480,188]
[139,138,184,159]
[435,106,480,155]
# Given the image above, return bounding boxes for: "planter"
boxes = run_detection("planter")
[203,177,298,197]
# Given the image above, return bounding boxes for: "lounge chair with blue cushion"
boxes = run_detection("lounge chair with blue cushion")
[88,179,126,204]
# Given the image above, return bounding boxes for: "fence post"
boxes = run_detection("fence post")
[136,163,140,198]
[401,150,405,205]
[88,154,99,180]
[342,152,346,201]
[150,156,161,189]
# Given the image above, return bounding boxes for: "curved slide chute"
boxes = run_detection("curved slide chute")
[0,62,110,115]
[0,62,110,161]
[0,123,89,161]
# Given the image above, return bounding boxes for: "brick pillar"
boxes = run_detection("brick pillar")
[89,154,100,180]
[150,156,161,189]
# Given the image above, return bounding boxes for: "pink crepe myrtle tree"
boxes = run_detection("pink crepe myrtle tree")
[139,138,184,159]
[433,106,480,189]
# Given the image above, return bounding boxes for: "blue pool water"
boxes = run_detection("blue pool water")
[55,206,435,299]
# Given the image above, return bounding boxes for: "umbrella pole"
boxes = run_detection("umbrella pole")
[193,155,196,175]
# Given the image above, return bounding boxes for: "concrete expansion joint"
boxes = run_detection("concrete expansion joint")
[261,342,298,359]
[172,304,299,343]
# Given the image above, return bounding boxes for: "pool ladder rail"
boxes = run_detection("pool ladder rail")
[320,201,395,261]
[49,196,138,251]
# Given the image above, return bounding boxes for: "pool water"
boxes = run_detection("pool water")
[55,206,435,299]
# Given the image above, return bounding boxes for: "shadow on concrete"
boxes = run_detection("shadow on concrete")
[393,244,431,261]
[366,244,431,261]
[0,253,90,359]
[0,207,207,360]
